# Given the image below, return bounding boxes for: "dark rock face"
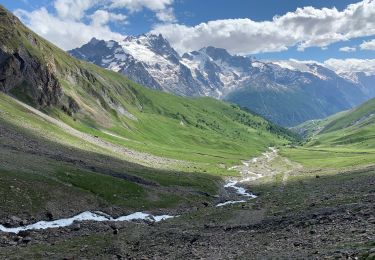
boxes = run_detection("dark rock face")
[0,48,62,108]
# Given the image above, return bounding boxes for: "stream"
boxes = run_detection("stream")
[0,148,276,234]
[216,147,277,207]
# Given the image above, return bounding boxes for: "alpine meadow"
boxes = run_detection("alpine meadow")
[0,1,374,259]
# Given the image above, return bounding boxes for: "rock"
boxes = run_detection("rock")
[109,223,119,230]
[8,241,17,246]
[0,48,64,109]
[10,216,21,223]
[202,202,209,207]
[72,223,81,231]
[22,236,32,244]
[18,230,31,238]
[46,211,54,221]
[6,216,23,226]
[144,215,156,226]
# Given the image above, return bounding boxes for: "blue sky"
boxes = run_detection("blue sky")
[2,0,375,63]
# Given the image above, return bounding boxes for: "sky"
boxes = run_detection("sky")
[1,0,375,74]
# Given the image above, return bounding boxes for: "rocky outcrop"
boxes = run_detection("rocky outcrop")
[0,47,62,106]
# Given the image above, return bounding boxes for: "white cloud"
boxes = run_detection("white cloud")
[360,39,375,50]
[109,0,175,22]
[152,0,375,54]
[339,46,356,52]
[324,58,375,76]
[15,7,124,50]
[110,0,173,12]
[14,0,176,51]
[54,0,97,20]
[155,7,176,22]
[90,10,127,27]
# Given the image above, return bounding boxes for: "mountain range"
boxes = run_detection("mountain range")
[70,34,375,126]
[1,4,375,258]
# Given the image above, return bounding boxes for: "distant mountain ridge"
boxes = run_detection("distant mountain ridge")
[70,34,375,126]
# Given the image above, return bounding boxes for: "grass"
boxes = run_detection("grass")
[0,95,223,216]
[284,97,375,169]
[49,86,293,171]
[0,4,297,175]
[321,98,375,134]
[55,169,146,208]
[280,148,375,169]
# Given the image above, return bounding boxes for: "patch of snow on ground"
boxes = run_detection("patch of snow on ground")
[0,211,175,234]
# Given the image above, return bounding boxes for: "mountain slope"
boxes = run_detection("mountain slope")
[282,97,375,168]
[310,97,375,149]
[0,5,295,166]
[290,110,348,138]
[70,36,373,126]
[0,4,302,223]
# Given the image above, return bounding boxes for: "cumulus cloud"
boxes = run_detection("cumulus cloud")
[339,46,356,52]
[90,10,127,27]
[14,0,176,50]
[360,39,375,50]
[110,0,173,12]
[110,0,176,22]
[324,58,375,76]
[54,0,97,20]
[15,7,124,50]
[152,0,375,54]
[155,7,176,22]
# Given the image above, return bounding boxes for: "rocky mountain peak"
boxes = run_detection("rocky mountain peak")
[199,46,232,61]
[69,34,374,126]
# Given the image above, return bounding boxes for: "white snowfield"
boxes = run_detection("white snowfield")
[0,211,175,234]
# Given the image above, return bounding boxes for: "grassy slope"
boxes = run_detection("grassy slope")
[282,98,375,168]
[0,5,296,217]
[0,5,295,172]
[0,93,224,218]
[290,111,348,138]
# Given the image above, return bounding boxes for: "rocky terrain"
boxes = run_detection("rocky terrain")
[0,151,374,259]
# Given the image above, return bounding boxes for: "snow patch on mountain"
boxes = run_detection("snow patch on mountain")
[270,59,327,80]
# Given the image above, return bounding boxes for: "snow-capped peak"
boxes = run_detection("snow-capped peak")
[268,59,328,80]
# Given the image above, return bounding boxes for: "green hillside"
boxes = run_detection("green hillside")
[0,5,295,168]
[283,98,375,168]
[290,110,348,138]
[0,5,296,217]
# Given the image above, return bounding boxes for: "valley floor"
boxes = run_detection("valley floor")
[0,149,374,259]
